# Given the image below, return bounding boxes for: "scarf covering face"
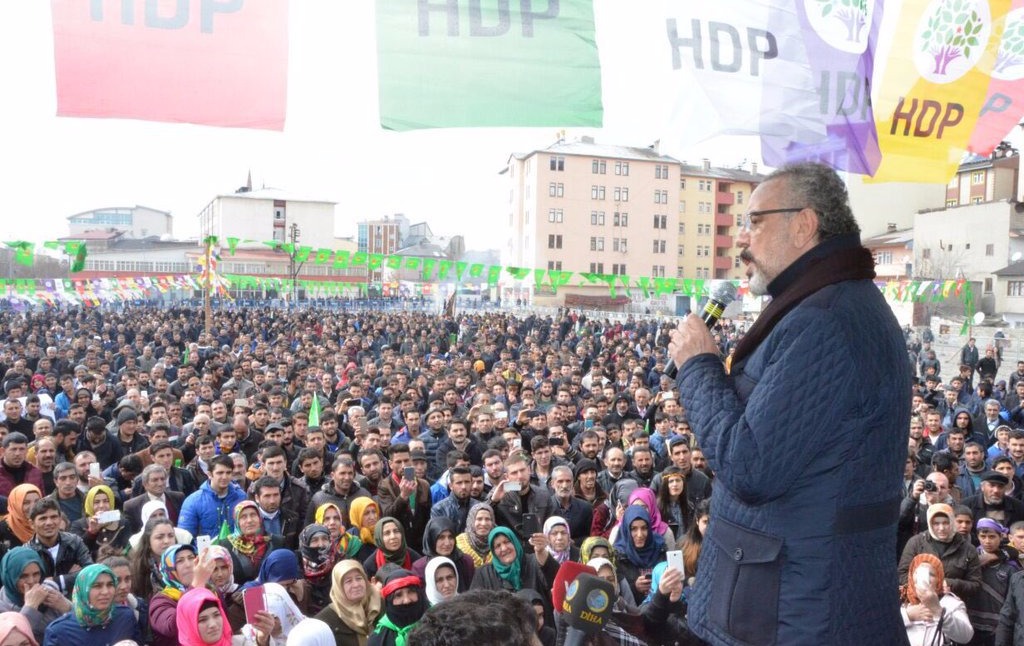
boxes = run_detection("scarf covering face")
[176,587,233,646]
[3,484,41,544]
[0,611,38,646]
[285,618,335,646]
[329,560,383,640]
[84,484,116,518]
[488,526,524,591]
[543,516,572,564]
[205,544,237,595]
[348,497,380,546]
[314,503,362,560]
[927,503,955,543]
[228,500,269,565]
[159,544,197,600]
[300,524,333,579]
[627,487,669,535]
[374,517,412,570]
[421,517,463,560]
[376,568,427,646]
[72,564,117,628]
[423,557,458,606]
[901,553,946,605]
[0,547,45,607]
[614,507,665,570]
[465,502,494,555]
[580,536,617,567]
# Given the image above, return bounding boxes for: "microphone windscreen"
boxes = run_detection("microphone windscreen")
[551,561,596,612]
[565,573,615,635]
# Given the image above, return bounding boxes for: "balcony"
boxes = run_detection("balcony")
[715,234,733,249]
[716,191,735,206]
[715,213,735,227]
[714,255,733,270]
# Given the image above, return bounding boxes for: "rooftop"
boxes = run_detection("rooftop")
[214,187,336,205]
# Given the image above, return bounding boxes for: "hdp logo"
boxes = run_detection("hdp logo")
[993,8,1024,80]
[914,0,992,82]
[805,0,875,53]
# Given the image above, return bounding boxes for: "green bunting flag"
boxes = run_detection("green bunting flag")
[218,519,231,541]
[308,392,322,428]
[71,243,88,273]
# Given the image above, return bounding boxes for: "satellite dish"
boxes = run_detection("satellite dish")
[1013,252,1023,262]
[973,311,986,325]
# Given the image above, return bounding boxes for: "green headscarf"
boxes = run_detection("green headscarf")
[0,547,45,606]
[73,564,118,628]
[488,526,523,591]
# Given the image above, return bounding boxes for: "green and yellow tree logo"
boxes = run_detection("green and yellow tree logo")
[995,15,1024,76]
[815,0,869,42]
[920,0,984,75]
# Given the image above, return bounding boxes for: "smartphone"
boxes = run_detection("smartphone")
[243,585,267,626]
[512,438,522,450]
[495,411,508,420]
[913,563,933,589]
[89,463,101,479]
[197,535,212,552]
[404,466,415,481]
[346,398,361,407]
[504,481,522,493]
[584,419,594,429]
[523,513,541,536]
[96,510,121,524]
[666,549,685,577]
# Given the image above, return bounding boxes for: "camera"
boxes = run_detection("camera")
[923,480,937,493]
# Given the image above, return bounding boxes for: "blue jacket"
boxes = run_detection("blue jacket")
[43,606,141,646]
[178,480,246,538]
[678,275,910,645]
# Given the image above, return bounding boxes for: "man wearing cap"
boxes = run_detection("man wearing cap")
[963,470,1024,529]
[114,408,149,456]
[899,502,981,600]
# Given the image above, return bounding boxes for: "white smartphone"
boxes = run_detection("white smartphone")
[89,463,101,479]
[96,510,121,524]
[197,535,212,551]
[666,549,685,577]
[504,481,522,493]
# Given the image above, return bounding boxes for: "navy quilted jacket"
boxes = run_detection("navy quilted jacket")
[678,278,911,646]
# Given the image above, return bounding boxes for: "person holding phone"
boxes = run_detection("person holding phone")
[375,444,432,553]
[70,484,128,560]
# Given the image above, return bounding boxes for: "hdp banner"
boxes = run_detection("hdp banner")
[376,0,603,130]
[52,0,289,130]
[761,0,884,175]
[967,2,1024,154]
[872,0,1011,182]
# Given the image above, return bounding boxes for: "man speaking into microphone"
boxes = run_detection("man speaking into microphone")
[668,163,910,646]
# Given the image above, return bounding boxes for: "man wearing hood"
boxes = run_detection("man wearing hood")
[934,409,986,453]
[898,503,981,601]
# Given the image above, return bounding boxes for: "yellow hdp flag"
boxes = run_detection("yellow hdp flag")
[871,0,1011,183]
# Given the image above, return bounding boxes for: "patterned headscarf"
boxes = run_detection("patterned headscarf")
[348,497,379,546]
[205,545,237,596]
[314,503,362,560]
[227,500,269,565]
[0,547,45,607]
[3,484,41,544]
[543,516,572,564]
[300,524,333,580]
[72,564,118,628]
[158,544,197,601]
[580,536,617,567]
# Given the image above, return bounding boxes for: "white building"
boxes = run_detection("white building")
[67,205,173,239]
[197,187,346,249]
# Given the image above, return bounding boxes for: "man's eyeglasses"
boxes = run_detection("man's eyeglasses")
[741,208,805,231]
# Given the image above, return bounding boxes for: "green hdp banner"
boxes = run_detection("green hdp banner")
[376,0,603,130]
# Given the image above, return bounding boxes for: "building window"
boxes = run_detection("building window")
[590,237,605,251]
[986,244,995,256]
[613,238,629,253]
[678,245,685,256]
[653,240,666,253]
[984,278,993,293]
[946,199,958,207]
[592,159,606,174]
[655,164,669,179]
[591,211,605,225]
[548,182,564,197]
[548,209,563,223]
[1009,281,1024,297]
[972,170,985,184]
[548,234,563,249]
[613,212,629,227]
[874,251,893,265]
[679,200,686,213]
[680,177,687,189]
[972,196,983,204]
[550,156,565,171]
[922,248,931,260]
[737,190,744,204]
[734,256,741,268]
[613,187,629,202]
[589,262,604,273]
[614,161,630,176]
[547,261,563,270]
[612,263,626,275]
[653,214,667,229]
[678,222,685,234]
[274,208,285,221]
[591,185,606,200]
[699,179,714,191]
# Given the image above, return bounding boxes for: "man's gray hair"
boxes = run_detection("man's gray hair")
[142,463,167,483]
[765,162,859,241]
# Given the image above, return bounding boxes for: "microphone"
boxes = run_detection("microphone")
[561,573,615,646]
[551,561,596,614]
[664,280,738,379]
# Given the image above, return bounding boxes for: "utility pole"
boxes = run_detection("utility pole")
[289,223,300,308]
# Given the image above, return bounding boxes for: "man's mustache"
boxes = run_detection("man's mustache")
[740,250,754,264]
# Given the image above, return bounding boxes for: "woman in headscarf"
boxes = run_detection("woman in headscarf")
[70,484,129,560]
[469,526,557,606]
[901,554,973,646]
[0,548,70,643]
[0,485,41,549]
[579,536,616,567]
[455,502,494,568]
[42,564,140,646]
[314,503,364,563]
[129,517,179,600]
[238,550,309,626]
[285,618,335,646]
[542,516,579,565]
[313,560,382,646]
[346,498,380,563]
[589,557,638,613]
[609,488,675,549]
[613,507,666,605]
[127,500,193,551]
[0,611,39,646]
[411,518,473,593]
[422,557,459,606]
[362,518,421,580]
[367,568,426,646]
[100,555,148,642]
[299,525,335,615]
[216,500,285,585]
[898,503,981,599]
[205,545,245,633]
[149,544,214,646]
[175,587,234,646]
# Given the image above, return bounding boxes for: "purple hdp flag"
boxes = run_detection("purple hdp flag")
[761,0,883,175]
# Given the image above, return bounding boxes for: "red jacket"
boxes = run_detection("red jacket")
[0,461,45,498]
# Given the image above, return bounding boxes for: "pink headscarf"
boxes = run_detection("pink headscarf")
[176,588,233,646]
[627,487,669,535]
[0,612,38,646]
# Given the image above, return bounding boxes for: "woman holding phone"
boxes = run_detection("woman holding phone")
[70,484,129,560]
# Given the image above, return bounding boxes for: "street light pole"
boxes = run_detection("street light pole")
[289,223,300,308]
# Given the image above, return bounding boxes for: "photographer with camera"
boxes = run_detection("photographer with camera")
[898,472,954,557]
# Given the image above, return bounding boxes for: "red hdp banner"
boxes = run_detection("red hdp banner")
[52,0,289,130]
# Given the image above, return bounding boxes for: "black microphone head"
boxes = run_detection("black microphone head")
[708,280,738,305]
[564,573,614,636]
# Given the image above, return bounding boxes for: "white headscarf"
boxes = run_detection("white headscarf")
[285,618,333,646]
[424,556,458,606]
